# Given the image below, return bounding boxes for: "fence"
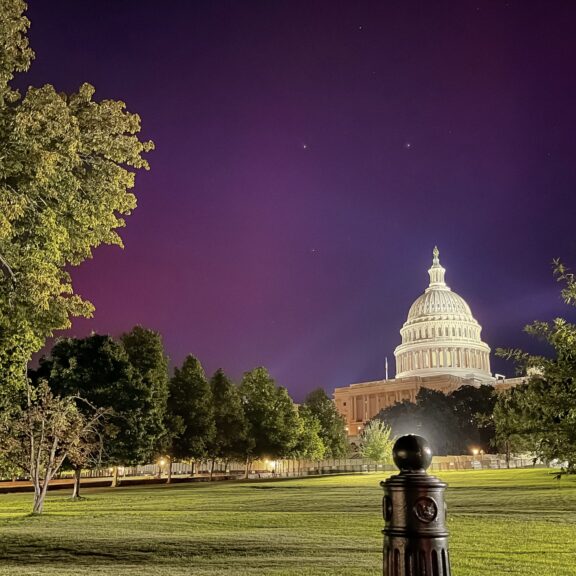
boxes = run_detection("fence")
[55,453,539,482]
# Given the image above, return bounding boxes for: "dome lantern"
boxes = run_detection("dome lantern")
[427,246,447,289]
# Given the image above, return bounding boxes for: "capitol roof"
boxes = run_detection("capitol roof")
[407,247,474,321]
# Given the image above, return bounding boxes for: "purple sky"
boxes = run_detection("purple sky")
[22,1,576,401]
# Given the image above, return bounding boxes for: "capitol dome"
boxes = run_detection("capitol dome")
[394,247,492,381]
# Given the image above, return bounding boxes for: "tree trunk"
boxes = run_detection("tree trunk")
[244,456,251,479]
[71,467,82,499]
[111,465,120,487]
[190,460,195,477]
[209,458,215,481]
[33,474,52,515]
[32,481,44,514]
[166,458,173,484]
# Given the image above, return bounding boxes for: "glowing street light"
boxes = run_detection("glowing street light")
[157,457,166,479]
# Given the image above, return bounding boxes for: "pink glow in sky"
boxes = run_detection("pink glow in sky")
[22,1,576,400]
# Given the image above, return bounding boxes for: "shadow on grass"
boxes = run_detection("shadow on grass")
[0,537,303,566]
[448,486,566,493]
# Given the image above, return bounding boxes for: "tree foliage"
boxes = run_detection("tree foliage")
[0,1,152,397]
[168,356,215,463]
[292,407,325,461]
[0,0,33,103]
[35,334,161,472]
[376,385,496,455]
[494,261,576,473]
[360,420,393,463]
[120,326,169,456]
[239,368,299,469]
[207,369,248,463]
[0,380,106,513]
[301,388,348,458]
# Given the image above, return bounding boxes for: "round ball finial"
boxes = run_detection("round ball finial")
[392,434,433,472]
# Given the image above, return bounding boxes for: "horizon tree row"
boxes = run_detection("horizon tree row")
[0,327,348,512]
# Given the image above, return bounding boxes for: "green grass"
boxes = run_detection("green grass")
[0,469,575,575]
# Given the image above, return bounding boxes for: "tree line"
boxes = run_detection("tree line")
[0,327,348,513]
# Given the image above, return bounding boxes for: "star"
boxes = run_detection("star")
[302,143,308,150]
[405,142,412,149]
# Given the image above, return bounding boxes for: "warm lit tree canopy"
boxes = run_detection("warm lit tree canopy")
[239,367,299,463]
[0,0,152,397]
[360,420,393,463]
[301,388,348,458]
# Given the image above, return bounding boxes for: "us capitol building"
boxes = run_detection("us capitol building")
[334,247,521,436]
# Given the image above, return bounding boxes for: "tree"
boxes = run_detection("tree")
[239,367,300,477]
[291,406,325,461]
[302,388,348,458]
[494,260,576,474]
[360,420,394,463]
[492,385,533,466]
[206,369,248,479]
[120,326,169,458]
[375,385,497,456]
[376,389,457,455]
[449,385,497,453]
[0,1,152,401]
[0,381,106,513]
[167,356,215,475]
[36,334,161,489]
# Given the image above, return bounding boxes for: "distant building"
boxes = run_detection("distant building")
[334,247,521,436]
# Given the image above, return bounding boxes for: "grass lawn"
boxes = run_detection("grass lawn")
[0,468,574,575]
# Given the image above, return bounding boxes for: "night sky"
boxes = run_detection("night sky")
[21,1,576,401]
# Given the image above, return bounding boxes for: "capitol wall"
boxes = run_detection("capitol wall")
[334,374,521,436]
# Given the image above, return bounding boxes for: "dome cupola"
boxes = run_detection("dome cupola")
[394,247,492,382]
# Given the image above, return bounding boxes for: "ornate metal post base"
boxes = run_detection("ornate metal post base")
[381,435,451,576]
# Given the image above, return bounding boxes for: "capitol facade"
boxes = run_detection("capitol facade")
[333,248,520,436]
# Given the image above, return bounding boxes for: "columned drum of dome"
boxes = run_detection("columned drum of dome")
[394,247,492,381]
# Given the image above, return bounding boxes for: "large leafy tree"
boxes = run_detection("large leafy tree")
[376,388,459,455]
[494,261,576,473]
[301,388,348,458]
[35,334,160,487]
[0,1,152,399]
[239,367,300,476]
[167,356,215,473]
[376,386,496,456]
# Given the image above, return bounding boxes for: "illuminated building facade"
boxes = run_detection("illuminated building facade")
[334,247,520,436]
